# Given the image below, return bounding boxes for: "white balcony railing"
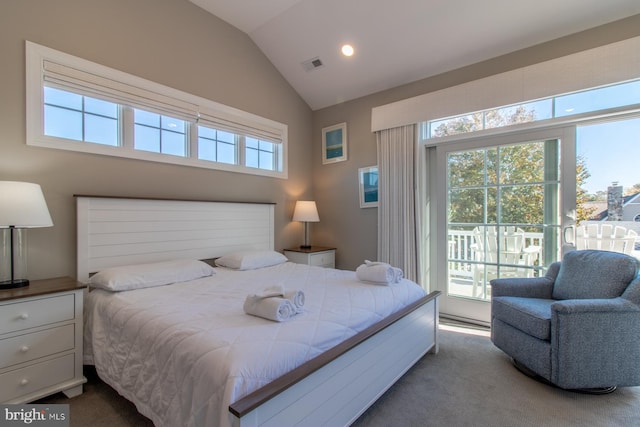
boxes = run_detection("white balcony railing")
[447,229,544,281]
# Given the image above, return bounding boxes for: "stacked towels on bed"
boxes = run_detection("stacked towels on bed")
[243,284,305,322]
[355,260,404,285]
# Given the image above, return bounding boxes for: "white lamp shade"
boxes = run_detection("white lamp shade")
[293,201,320,222]
[0,181,53,228]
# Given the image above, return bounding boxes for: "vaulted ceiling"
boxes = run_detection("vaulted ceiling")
[190,0,640,110]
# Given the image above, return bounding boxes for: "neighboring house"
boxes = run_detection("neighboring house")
[587,188,640,222]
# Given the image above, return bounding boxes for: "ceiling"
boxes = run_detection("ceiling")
[190,0,640,111]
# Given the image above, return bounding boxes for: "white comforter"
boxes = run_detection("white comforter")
[84,262,426,427]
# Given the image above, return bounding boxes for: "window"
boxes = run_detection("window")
[246,138,276,170]
[197,126,236,164]
[26,41,288,178]
[44,87,119,146]
[134,110,187,156]
[426,79,640,140]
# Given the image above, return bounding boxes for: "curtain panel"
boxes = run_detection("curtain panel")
[376,124,424,284]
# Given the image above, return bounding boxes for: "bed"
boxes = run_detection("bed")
[77,196,439,427]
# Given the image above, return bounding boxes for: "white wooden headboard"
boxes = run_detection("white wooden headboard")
[76,196,275,282]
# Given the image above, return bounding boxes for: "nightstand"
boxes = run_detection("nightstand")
[284,246,336,268]
[0,277,87,403]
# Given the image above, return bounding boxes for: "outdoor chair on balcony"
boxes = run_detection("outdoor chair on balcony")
[575,223,637,255]
[491,249,640,393]
[470,226,541,298]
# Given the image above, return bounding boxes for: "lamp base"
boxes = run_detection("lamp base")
[0,279,29,290]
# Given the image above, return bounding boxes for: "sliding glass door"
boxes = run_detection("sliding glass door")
[433,128,574,324]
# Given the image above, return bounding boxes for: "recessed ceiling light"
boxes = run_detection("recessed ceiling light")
[341,44,354,57]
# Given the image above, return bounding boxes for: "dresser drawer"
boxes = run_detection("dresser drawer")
[0,324,75,369]
[0,294,75,335]
[0,354,75,403]
[309,251,335,268]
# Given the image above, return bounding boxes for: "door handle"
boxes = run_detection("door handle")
[564,226,575,245]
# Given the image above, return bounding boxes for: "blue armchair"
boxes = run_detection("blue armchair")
[490,249,640,392]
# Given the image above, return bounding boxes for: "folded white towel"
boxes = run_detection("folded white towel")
[243,295,297,322]
[356,263,394,285]
[392,267,403,282]
[284,289,305,313]
[254,284,285,298]
[366,260,403,282]
[357,260,404,285]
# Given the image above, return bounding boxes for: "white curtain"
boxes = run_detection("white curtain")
[376,124,425,285]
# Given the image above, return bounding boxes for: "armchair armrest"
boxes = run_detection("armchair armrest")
[552,297,640,315]
[490,276,554,298]
[550,297,640,388]
[490,261,560,298]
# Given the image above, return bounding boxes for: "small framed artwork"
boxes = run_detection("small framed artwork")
[322,122,348,164]
[358,166,379,208]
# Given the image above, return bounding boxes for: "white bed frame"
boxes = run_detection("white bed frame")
[76,196,439,427]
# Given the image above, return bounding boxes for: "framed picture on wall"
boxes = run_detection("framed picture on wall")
[358,166,378,208]
[322,122,347,164]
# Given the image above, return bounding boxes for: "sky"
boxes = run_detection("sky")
[577,117,640,195]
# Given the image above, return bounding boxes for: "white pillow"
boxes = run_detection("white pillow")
[215,250,287,270]
[90,259,216,291]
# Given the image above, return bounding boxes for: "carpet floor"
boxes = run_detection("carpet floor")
[37,323,640,426]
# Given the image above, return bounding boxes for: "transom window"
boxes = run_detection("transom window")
[197,126,236,164]
[134,110,187,156]
[44,87,119,146]
[27,41,288,179]
[426,79,640,139]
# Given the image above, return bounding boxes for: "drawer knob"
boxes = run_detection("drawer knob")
[19,313,29,320]
[20,345,30,353]
[20,378,29,386]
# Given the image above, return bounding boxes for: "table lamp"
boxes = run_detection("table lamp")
[0,181,53,289]
[292,201,319,249]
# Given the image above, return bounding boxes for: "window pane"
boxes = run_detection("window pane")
[135,125,160,152]
[246,137,259,149]
[448,150,486,187]
[246,148,259,168]
[162,116,185,133]
[218,130,234,144]
[198,138,216,161]
[259,140,274,152]
[44,105,82,140]
[218,142,235,164]
[430,113,483,138]
[218,144,238,164]
[199,126,215,139]
[85,115,118,146]
[499,142,544,184]
[259,151,274,170]
[135,110,159,127]
[44,87,82,110]
[449,188,485,224]
[84,97,118,118]
[485,101,551,129]
[161,130,186,156]
[499,184,544,225]
[555,80,640,117]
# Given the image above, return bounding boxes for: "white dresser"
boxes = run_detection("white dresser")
[0,277,87,403]
[284,246,336,268]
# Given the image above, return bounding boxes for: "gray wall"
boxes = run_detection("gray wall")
[2,2,640,279]
[0,0,313,279]
[313,15,640,270]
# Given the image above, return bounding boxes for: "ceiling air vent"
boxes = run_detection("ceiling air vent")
[301,57,324,72]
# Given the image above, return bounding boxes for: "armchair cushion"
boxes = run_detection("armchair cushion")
[492,297,552,340]
[552,250,638,300]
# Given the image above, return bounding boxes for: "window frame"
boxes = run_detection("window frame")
[26,41,288,179]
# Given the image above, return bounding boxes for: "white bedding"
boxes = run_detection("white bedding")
[84,262,427,427]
